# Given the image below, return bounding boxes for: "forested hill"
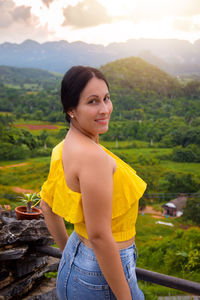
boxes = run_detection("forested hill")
[0,65,60,87]
[99,57,200,121]
[0,57,200,123]
[100,57,181,98]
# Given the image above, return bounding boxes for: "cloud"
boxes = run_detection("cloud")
[131,0,200,23]
[42,0,55,8]
[0,0,49,44]
[62,0,111,28]
[0,22,52,44]
[0,0,39,28]
[12,6,32,23]
[173,18,200,32]
[0,0,16,27]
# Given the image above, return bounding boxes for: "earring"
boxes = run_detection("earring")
[70,114,74,118]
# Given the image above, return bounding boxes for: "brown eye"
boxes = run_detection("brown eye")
[89,99,96,104]
[104,95,110,101]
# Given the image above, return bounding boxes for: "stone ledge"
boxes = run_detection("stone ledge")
[22,278,58,300]
[0,212,53,247]
[0,246,28,261]
[0,255,59,299]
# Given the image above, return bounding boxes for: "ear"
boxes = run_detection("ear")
[67,109,75,119]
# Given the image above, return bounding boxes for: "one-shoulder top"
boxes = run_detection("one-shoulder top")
[40,140,147,242]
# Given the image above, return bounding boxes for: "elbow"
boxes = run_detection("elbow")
[40,199,51,214]
[88,230,113,248]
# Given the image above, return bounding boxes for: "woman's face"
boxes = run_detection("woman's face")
[70,77,113,140]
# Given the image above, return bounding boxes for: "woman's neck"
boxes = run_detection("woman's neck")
[69,123,99,144]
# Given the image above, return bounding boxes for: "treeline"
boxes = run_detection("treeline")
[100,57,200,123]
[102,120,200,163]
[1,115,199,199]
[0,66,61,88]
[0,85,63,122]
[0,59,200,165]
[0,115,67,160]
[1,58,200,123]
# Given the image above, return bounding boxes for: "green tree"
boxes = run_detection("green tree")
[183,198,200,224]
[172,145,200,162]
[159,171,199,193]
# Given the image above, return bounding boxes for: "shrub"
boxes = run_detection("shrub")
[31,147,52,157]
[183,199,200,225]
[172,145,200,162]
[0,142,29,160]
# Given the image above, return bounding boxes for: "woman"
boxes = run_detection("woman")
[40,66,147,300]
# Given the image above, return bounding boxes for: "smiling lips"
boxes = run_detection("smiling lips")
[95,118,108,124]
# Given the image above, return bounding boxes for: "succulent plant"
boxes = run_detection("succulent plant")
[18,192,41,213]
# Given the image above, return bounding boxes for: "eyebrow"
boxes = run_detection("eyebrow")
[87,92,110,100]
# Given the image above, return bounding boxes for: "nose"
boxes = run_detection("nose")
[99,100,109,114]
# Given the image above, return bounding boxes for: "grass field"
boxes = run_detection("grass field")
[1,139,199,202]
[160,160,200,175]
[0,111,12,115]
[13,120,67,135]
[135,214,200,298]
[101,140,151,148]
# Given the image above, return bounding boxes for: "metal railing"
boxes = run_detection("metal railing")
[35,245,200,296]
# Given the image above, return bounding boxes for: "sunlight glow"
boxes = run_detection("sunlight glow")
[11,0,200,45]
[99,0,136,16]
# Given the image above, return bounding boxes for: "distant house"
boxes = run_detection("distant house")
[162,194,187,217]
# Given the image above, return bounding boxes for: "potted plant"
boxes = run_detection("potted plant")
[15,192,42,220]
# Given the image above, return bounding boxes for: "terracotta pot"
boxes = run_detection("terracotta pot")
[15,206,42,220]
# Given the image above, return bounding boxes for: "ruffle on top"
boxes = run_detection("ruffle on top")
[40,140,147,224]
[40,141,83,223]
[101,146,147,218]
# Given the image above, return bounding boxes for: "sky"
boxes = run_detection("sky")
[0,0,200,46]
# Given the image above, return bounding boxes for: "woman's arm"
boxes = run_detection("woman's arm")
[79,150,132,300]
[40,200,68,251]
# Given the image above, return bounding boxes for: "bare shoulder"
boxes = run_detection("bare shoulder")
[62,137,116,183]
[78,142,115,175]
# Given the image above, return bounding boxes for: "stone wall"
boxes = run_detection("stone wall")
[0,210,59,300]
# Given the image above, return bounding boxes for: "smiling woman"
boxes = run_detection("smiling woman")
[66,77,112,140]
[40,65,146,299]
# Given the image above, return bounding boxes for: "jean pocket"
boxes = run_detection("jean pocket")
[76,277,109,290]
[74,277,109,300]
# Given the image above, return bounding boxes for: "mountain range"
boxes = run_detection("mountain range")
[0,38,200,76]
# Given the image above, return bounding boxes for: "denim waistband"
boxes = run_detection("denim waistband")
[66,231,137,261]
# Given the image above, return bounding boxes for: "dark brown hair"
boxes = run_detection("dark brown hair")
[61,66,109,122]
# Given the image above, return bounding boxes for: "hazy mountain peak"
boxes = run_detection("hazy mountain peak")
[0,39,200,75]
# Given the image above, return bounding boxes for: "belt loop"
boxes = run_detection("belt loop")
[71,231,81,260]
[74,237,81,258]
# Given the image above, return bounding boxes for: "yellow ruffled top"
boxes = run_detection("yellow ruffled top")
[40,140,147,242]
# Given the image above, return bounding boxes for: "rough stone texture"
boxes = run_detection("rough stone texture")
[0,246,28,261]
[15,255,49,278]
[0,257,59,300]
[0,210,59,300]
[22,278,58,300]
[0,215,54,246]
[0,269,14,290]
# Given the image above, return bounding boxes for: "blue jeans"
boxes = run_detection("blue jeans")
[56,231,144,300]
